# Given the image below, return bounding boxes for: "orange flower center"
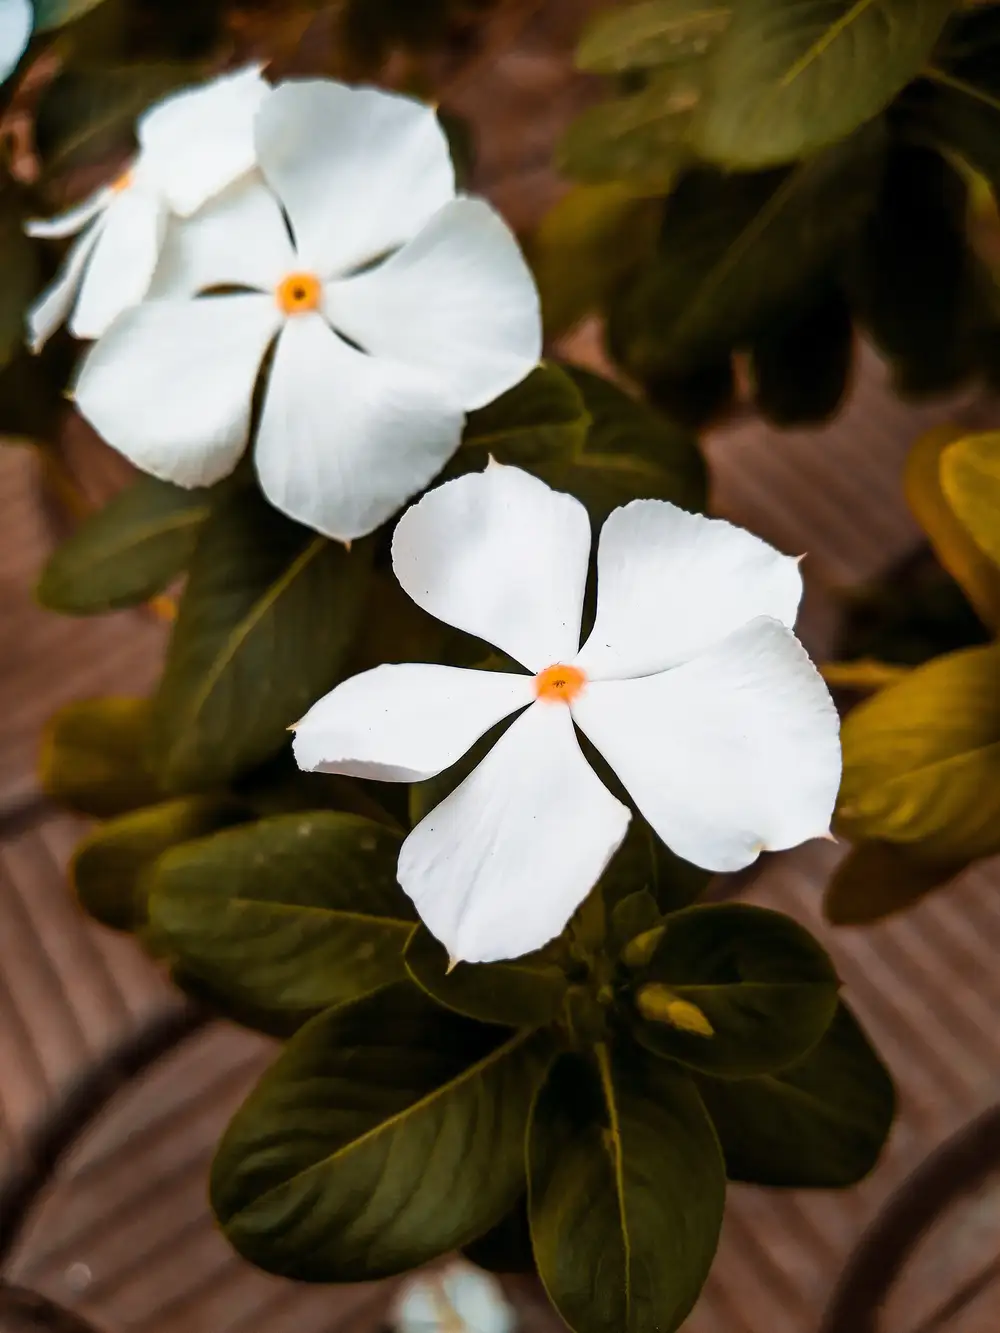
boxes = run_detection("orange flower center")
[112,168,134,194]
[534,663,587,704]
[276,272,322,316]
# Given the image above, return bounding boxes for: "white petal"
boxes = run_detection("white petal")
[254,79,455,275]
[147,173,294,298]
[69,188,166,340]
[575,500,804,680]
[254,313,464,542]
[392,463,591,674]
[399,700,630,963]
[326,199,540,411]
[74,295,279,487]
[293,663,532,782]
[572,617,841,873]
[137,65,270,216]
[26,219,103,351]
[27,185,113,239]
[0,0,31,84]
[394,1264,515,1333]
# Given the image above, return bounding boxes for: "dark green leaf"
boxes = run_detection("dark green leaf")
[34,0,112,30]
[750,284,854,427]
[529,1046,724,1333]
[212,984,553,1280]
[40,696,161,817]
[559,70,695,187]
[0,193,39,371]
[633,902,840,1077]
[462,362,589,465]
[598,817,710,916]
[610,125,884,373]
[824,839,961,925]
[149,485,370,791]
[642,356,735,431]
[148,812,412,1027]
[691,0,954,167]
[35,63,196,174]
[405,923,567,1028]
[609,889,661,957]
[72,795,244,932]
[695,1003,896,1186]
[577,1,731,73]
[37,476,208,614]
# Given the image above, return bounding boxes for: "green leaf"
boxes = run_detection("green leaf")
[691,0,954,168]
[559,70,695,187]
[695,1003,896,1187]
[529,1046,725,1333]
[823,838,961,925]
[750,285,853,427]
[530,184,661,339]
[551,367,707,521]
[37,476,208,615]
[72,795,244,932]
[848,144,981,396]
[462,362,589,465]
[609,889,662,957]
[34,63,197,174]
[33,0,112,31]
[149,485,370,792]
[0,193,39,371]
[148,812,412,1028]
[836,644,1000,862]
[633,903,840,1077]
[40,696,161,818]
[610,125,884,374]
[642,356,735,431]
[212,984,553,1280]
[598,817,710,916]
[405,924,567,1028]
[905,425,1000,629]
[576,1,731,73]
[940,430,1000,573]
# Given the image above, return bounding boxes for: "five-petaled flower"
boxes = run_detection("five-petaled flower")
[70,80,541,543]
[293,463,842,964]
[27,65,270,350]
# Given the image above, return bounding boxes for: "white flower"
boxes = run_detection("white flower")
[393,1261,515,1333]
[293,463,841,964]
[70,79,541,542]
[0,0,30,86]
[26,65,270,349]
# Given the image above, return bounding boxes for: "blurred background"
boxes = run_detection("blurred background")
[4,2,1000,1331]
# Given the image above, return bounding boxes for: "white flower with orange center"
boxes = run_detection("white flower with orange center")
[0,0,31,87]
[71,80,541,542]
[293,463,842,964]
[27,65,270,349]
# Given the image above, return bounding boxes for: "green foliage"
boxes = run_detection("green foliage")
[148,813,413,1029]
[940,429,1000,571]
[695,1004,896,1187]
[211,984,553,1280]
[529,1046,725,1333]
[749,285,853,427]
[37,476,208,614]
[824,840,961,925]
[631,903,840,1077]
[40,696,161,817]
[148,484,370,792]
[33,0,113,31]
[462,361,590,465]
[0,193,39,371]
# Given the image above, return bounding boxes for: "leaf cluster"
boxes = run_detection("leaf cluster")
[540,1,1000,429]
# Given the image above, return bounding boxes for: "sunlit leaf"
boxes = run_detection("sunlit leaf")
[577,0,731,73]
[940,429,1000,574]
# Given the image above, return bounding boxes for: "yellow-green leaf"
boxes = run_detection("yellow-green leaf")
[940,429,1000,575]
[40,696,161,818]
[824,839,962,926]
[576,1,731,74]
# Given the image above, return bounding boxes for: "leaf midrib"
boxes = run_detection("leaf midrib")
[66,505,209,571]
[596,1042,632,1324]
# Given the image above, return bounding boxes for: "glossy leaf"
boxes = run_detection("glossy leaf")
[148,812,412,1026]
[40,696,161,818]
[691,0,954,167]
[824,839,962,926]
[633,902,840,1077]
[695,1003,896,1187]
[577,0,730,73]
[905,426,1000,629]
[405,923,567,1028]
[836,644,1000,863]
[750,285,853,427]
[212,985,553,1281]
[37,476,209,615]
[462,362,589,465]
[940,430,1000,574]
[530,184,661,339]
[149,485,370,792]
[72,795,244,932]
[529,1047,725,1333]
